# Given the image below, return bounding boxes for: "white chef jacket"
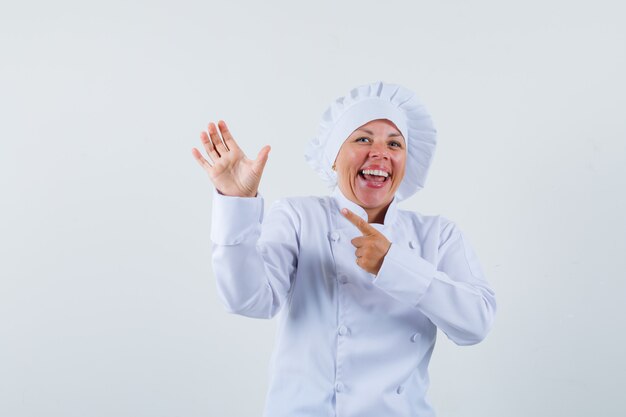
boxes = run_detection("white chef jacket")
[210,187,496,417]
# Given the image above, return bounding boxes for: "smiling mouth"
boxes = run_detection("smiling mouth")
[359,169,390,183]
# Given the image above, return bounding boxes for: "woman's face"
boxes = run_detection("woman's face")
[334,119,406,218]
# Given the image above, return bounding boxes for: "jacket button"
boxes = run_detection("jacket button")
[338,325,349,336]
[409,240,416,249]
[396,385,404,394]
[330,232,340,242]
[410,333,419,342]
[338,275,348,284]
[335,382,345,393]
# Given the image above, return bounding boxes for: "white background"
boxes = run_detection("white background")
[1,1,625,416]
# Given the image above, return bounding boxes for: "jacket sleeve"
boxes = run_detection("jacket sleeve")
[210,190,299,319]
[372,219,496,345]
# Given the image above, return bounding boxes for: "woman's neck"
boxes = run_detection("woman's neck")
[365,204,390,224]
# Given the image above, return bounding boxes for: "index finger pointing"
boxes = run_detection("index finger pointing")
[341,208,377,235]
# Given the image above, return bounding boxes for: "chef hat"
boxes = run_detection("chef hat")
[305,81,437,201]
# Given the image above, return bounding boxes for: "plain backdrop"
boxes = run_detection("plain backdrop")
[1,1,625,416]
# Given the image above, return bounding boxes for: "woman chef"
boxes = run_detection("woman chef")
[191,81,496,417]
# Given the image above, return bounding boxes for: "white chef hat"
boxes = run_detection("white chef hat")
[305,81,437,201]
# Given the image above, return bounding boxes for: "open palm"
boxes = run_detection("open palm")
[192,120,270,197]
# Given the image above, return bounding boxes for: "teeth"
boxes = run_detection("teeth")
[361,169,389,178]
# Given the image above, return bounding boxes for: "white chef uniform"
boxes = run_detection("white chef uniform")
[210,186,496,417]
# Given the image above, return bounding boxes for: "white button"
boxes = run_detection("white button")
[329,232,340,242]
[410,333,419,342]
[335,382,345,393]
[338,325,349,336]
[396,385,404,394]
[409,240,416,249]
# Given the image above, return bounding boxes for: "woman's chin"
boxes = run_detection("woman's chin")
[354,182,393,209]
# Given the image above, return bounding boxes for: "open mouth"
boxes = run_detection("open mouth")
[358,169,391,185]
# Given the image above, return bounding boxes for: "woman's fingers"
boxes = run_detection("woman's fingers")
[217,120,241,152]
[191,147,213,172]
[200,131,220,163]
[351,236,365,247]
[208,122,229,155]
[253,145,271,173]
[341,208,378,236]
[194,119,268,197]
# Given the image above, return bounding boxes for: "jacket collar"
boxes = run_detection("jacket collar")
[331,187,399,231]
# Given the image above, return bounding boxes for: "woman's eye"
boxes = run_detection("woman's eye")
[389,141,402,148]
[355,137,370,143]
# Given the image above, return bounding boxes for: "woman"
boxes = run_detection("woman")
[192,81,496,417]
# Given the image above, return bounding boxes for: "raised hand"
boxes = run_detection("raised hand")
[192,120,270,197]
[341,208,392,275]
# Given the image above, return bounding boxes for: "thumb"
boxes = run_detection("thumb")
[253,145,271,173]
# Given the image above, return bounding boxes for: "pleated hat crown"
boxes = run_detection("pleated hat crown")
[305,81,437,201]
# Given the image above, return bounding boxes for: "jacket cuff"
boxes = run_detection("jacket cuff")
[372,243,437,307]
[210,189,264,245]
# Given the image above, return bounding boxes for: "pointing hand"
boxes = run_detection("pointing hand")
[341,208,391,275]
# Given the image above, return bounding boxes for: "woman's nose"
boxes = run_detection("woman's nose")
[369,142,390,159]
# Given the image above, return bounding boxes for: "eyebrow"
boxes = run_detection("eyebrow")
[357,128,404,139]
